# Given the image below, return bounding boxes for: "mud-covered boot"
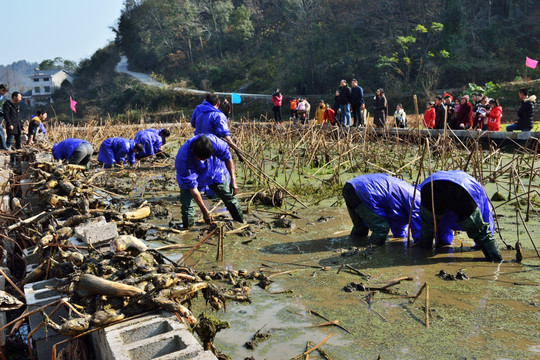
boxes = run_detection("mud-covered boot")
[457,208,502,262]
[418,205,438,248]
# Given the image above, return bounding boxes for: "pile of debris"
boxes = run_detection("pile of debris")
[0,151,267,359]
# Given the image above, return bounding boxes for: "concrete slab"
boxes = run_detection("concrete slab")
[92,312,206,360]
[23,278,70,354]
[33,152,53,163]
[0,154,9,169]
[74,216,118,245]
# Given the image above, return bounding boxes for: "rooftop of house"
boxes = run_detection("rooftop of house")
[30,69,75,78]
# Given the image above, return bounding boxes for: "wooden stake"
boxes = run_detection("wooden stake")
[425,282,430,329]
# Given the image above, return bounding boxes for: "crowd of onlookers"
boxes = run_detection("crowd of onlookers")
[269,80,536,132]
[421,90,535,132]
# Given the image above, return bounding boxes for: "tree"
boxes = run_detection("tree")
[38,57,78,72]
[377,22,449,94]
[226,5,254,43]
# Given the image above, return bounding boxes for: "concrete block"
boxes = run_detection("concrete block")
[188,351,218,360]
[23,246,39,265]
[24,278,70,343]
[92,312,205,360]
[74,216,118,246]
[22,191,41,212]
[33,152,53,163]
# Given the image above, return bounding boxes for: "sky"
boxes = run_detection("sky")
[1,0,124,66]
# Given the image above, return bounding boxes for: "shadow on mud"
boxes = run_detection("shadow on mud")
[260,235,488,268]
[259,236,356,254]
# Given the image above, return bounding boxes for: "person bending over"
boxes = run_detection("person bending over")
[52,138,93,167]
[418,170,502,262]
[175,134,244,228]
[343,174,421,245]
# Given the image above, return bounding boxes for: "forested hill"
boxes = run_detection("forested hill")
[114,0,540,96]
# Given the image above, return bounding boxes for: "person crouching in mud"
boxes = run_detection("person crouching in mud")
[418,170,502,262]
[343,174,421,246]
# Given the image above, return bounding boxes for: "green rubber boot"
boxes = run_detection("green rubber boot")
[418,205,439,249]
[457,208,502,262]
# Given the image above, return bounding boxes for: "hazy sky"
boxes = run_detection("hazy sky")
[1,0,124,66]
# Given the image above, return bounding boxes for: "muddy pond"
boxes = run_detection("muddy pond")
[93,140,539,360]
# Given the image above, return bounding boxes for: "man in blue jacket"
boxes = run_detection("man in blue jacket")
[418,170,502,261]
[97,137,143,168]
[52,138,93,167]
[343,174,421,245]
[191,93,232,143]
[134,128,170,158]
[175,134,244,228]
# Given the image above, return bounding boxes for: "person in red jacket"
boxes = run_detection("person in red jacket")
[483,99,502,131]
[423,101,436,128]
[272,89,283,123]
[450,95,473,129]
[323,103,336,125]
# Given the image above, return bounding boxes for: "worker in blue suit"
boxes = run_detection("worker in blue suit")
[175,134,244,228]
[343,174,421,245]
[52,138,93,167]
[418,170,502,261]
[97,137,143,168]
[134,128,170,158]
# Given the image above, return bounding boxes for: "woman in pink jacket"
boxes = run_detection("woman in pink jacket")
[272,89,283,123]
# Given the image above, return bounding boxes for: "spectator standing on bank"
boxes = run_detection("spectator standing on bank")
[350,79,364,127]
[271,89,283,123]
[220,98,231,119]
[0,84,9,150]
[289,98,298,121]
[423,101,436,129]
[3,92,23,150]
[450,95,472,129]
[336,80,351,126]
[373,88,388,128]
[434,95,446,129]
[315,100,326,124]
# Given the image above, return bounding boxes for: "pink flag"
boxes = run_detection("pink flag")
[525,57,538,69]
[70,96,77,113]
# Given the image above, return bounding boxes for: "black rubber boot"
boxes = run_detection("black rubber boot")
[457,208,502,262]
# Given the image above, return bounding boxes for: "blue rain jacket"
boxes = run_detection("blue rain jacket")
[346,174,422,241]
[175,134,231,190]
[97,137,137,167]
[191,100,231,138]
[134,130,162,157]
[420,170,495,245]
[52,138,87,161]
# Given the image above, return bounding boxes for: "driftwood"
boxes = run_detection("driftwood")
[75,274,144,297]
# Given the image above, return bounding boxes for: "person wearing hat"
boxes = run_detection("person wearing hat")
[449,95,472,129]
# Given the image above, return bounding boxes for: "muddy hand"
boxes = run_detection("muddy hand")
[203,212,214,225]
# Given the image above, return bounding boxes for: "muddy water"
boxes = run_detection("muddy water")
[120,161,540,360]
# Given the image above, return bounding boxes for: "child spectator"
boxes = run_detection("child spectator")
[315,100,326,124]
[484,99,502,131]
[359,103,368,127]
[394,104,406,128]
[289,98,298,121]
[423,101,436,129]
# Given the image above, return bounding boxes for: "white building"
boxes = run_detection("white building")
[28,69,75,107]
